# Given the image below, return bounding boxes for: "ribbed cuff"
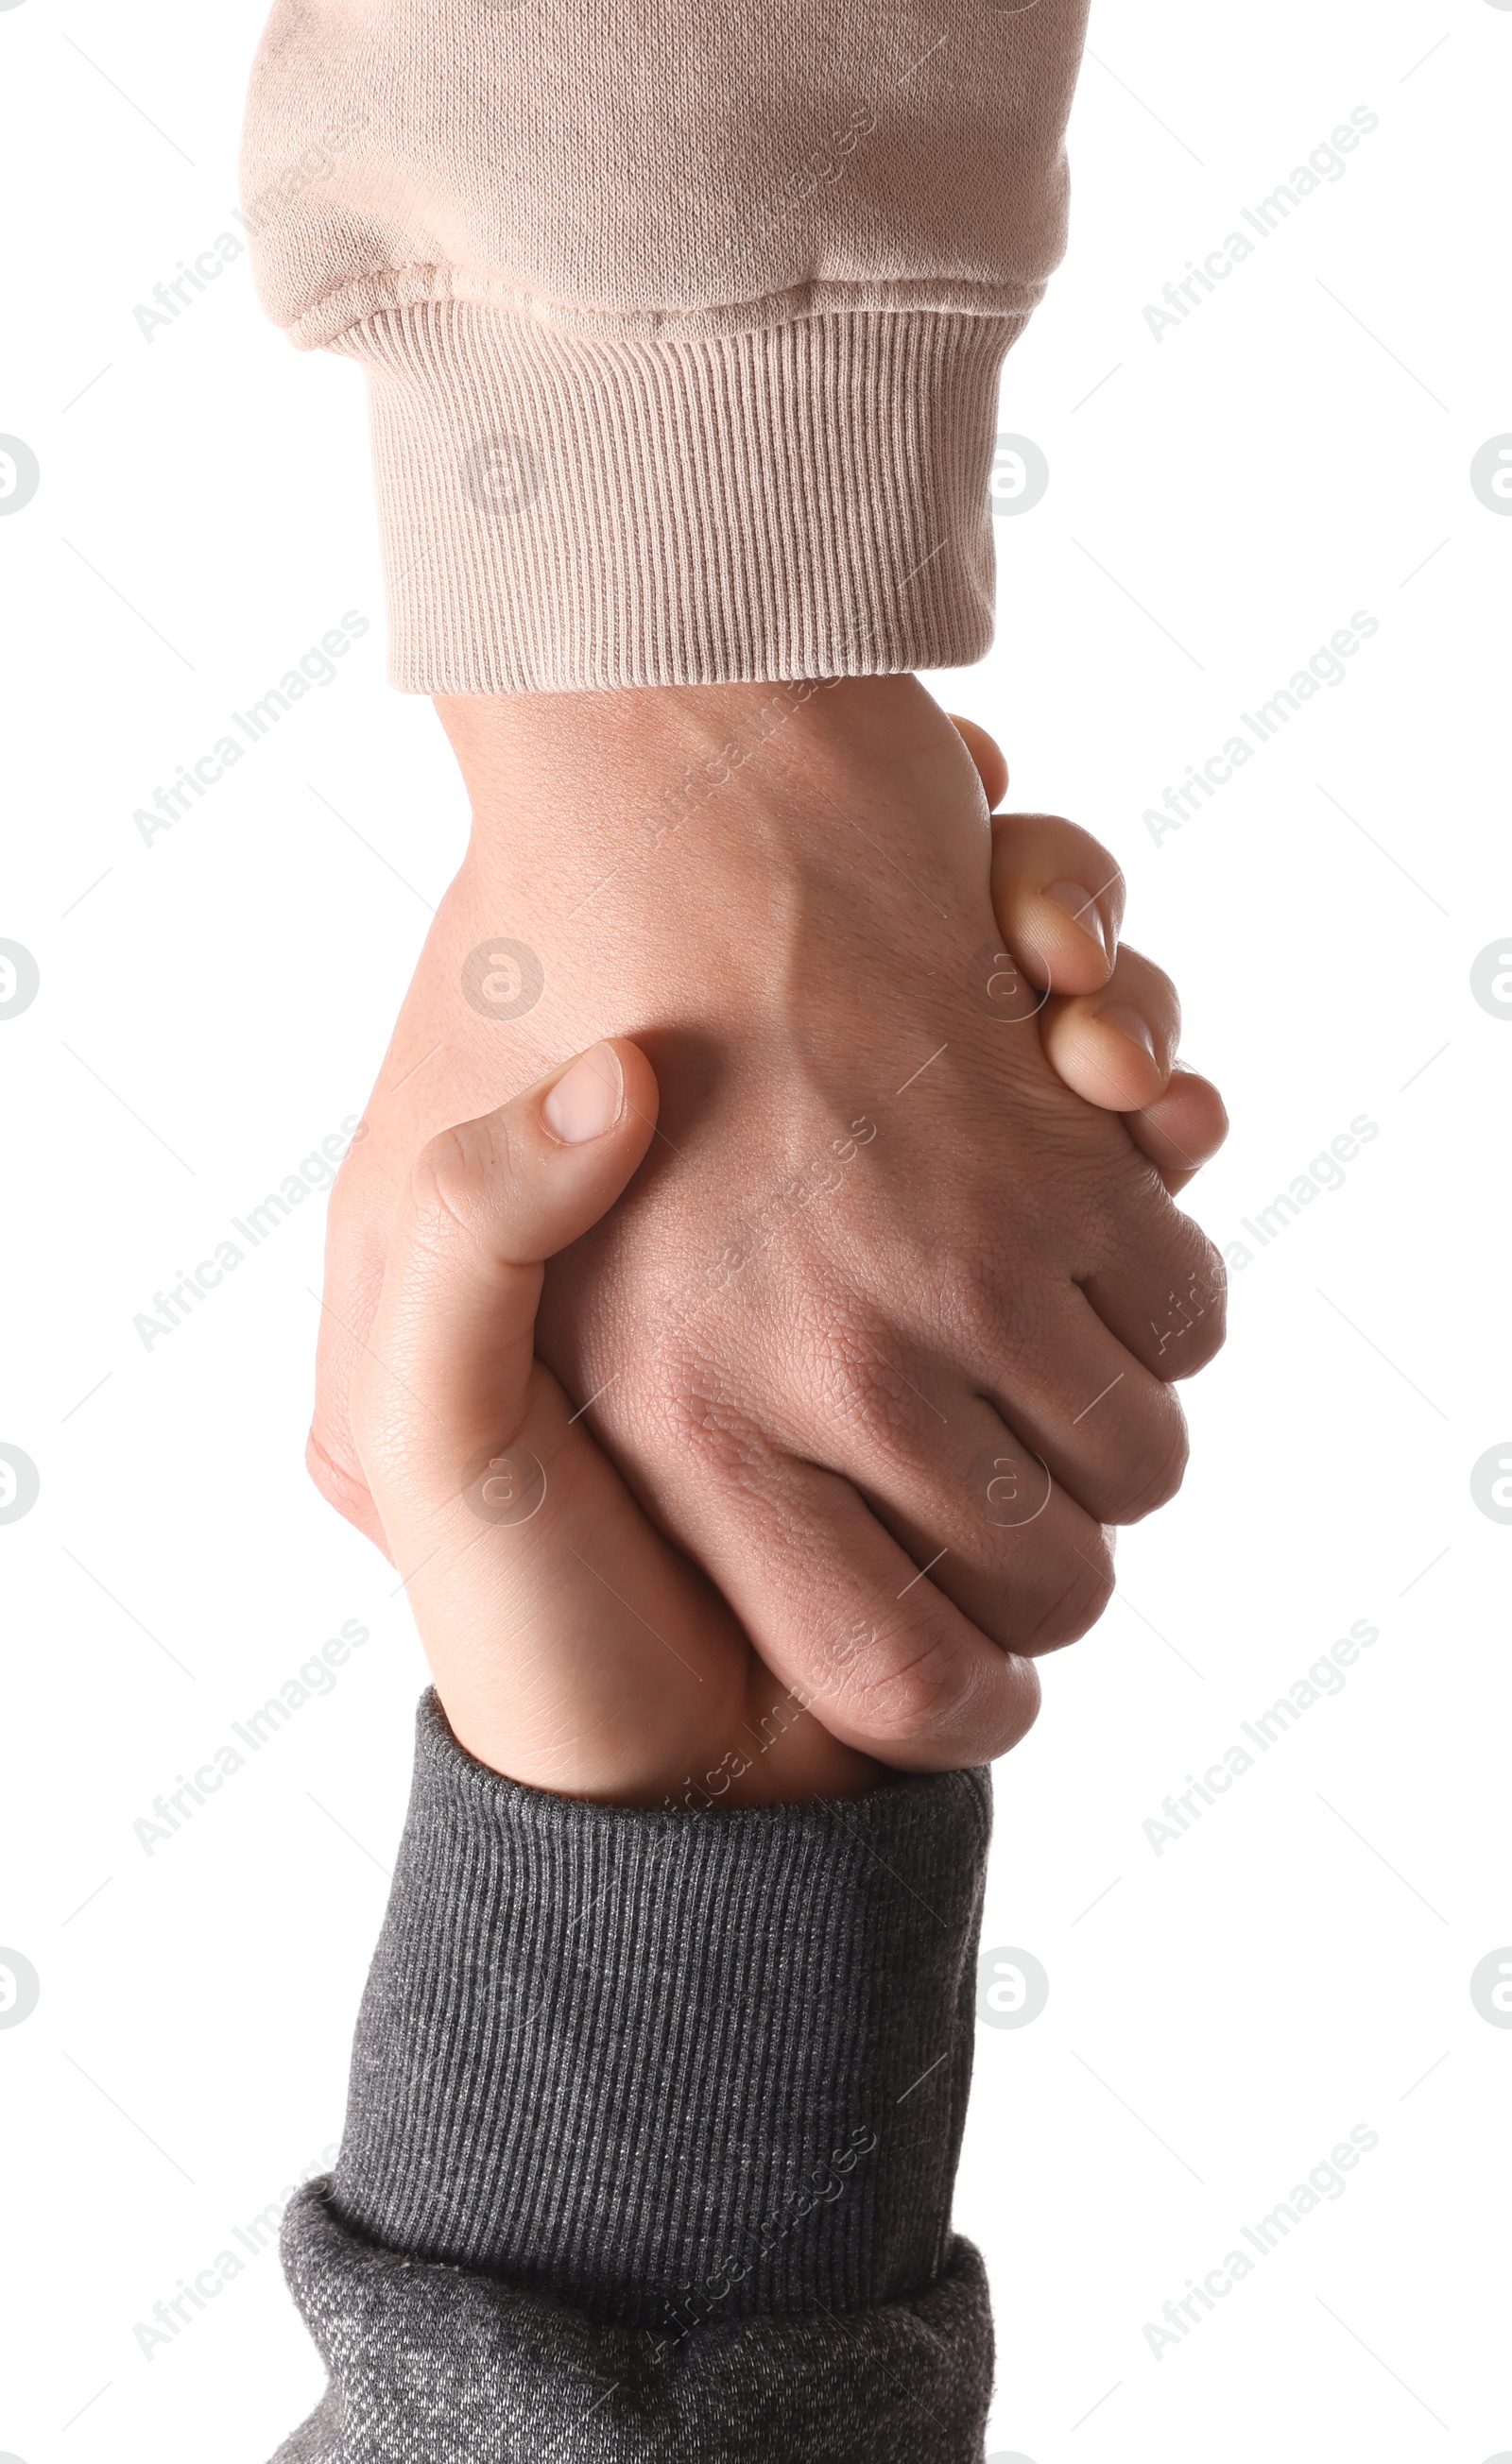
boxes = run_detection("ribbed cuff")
[335,302,1021,694]
[330,1692,990,2334]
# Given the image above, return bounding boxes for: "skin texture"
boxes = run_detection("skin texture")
[352,1039,892,1804]
[353,988,1222,1803]
[974,794,1227,1194]
[317,679,1227,1769]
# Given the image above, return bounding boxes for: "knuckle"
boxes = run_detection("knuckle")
[939,1247,1033,1367]
[947,1248,1002,1333]
[704,1305,937,1470]
[1151,974,1181,1052]
[1055,816,1122,888]
[1144,1231,1228,1377]
[644,1360,768,1489]
[305,1427,377,1531]
[1112,1406,1190,1522]
[406,1116,517,1251]
[832,1351,939,1459]
[1137,954,1178,1014]
[844,1621,980,1748]
[1063,827,1126,933]
[800,1301,938,1438]
[1168,1249,1229,1376]
[1020,1539,1115,1653]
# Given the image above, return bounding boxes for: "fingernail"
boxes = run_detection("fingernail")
[1045,881,1109,959]
[1098,1002,1157,1060]
[541,1044,624,1143]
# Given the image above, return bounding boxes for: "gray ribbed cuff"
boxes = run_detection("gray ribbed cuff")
[330,1692,991,2336]
[338,303,1022,693]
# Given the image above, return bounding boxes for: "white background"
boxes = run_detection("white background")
[1,1,1508,2456]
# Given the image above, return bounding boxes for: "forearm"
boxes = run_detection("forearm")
[276,1694,993,2462]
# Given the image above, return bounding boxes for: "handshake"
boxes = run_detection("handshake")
[323,680,1228,1805]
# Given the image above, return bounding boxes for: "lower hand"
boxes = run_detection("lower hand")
[351,1041,888,1804]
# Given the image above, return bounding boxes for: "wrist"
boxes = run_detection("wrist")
[438,672,986,881]
[429,1681,885,1816]
[435,1651,885,1813]
[432,675,991,1060]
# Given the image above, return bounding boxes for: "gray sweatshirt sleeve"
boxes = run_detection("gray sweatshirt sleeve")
[274,1692,994,2461]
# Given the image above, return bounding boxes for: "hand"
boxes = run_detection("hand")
[949,714,1228,1196]
[351,1040,895,1804]
[316,678,1226,1768]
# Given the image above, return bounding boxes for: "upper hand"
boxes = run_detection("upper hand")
[315,678,1226,1768]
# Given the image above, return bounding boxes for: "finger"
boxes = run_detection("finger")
[1126,1067,1229,1194]
[966,1295,1192,1530]
[850,1394,1128,1647]
[648,1331,1118,1709]
[814,1309,1185,1603]
[347,1042,801,1804]
[1080,1189,1228,1384]
[352,1040,658,1511]
[1040,945,1181,1114]
[946,711,1009,810]
[989,812,1126,997]
[655,1437,1046,1768]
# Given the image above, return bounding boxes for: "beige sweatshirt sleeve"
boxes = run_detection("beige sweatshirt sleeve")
[240,1,1089,695]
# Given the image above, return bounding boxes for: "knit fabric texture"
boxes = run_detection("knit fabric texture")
[275,1692,995,2459]
[239,0,1089,691]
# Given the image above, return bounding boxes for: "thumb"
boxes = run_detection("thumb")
[351,1038,657,1520]
[946,710,1009,810]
